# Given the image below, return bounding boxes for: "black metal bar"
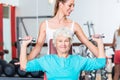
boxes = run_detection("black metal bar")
[17,16,53,19]
[20,18,29,36]
[84,21,91,38]
[90,22,95,35]
[16,17,20,57]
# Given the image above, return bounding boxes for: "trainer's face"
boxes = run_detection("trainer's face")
[60,0,75,16]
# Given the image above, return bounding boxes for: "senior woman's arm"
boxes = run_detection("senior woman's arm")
[78,36,106,71]
[93,35,106,58]
[77,35,106,71]
[20,44,28,71]
[20,36,33,71]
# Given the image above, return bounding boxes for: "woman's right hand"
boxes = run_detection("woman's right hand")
[21,36,33,47]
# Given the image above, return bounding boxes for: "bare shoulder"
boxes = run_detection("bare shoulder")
[74,22,80,27]
[39,20,47,30]
[73,22,82,31]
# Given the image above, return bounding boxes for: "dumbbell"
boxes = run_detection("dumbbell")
[4,63,15,77]
[112,66,114,79]
[17,66,28,77]
[30,71,44,78]
[0,65,2,76]
[101,68,108,80]
[9,58,19,70]
[9,58,28,77]
[0,59,15,77]
[0,59,7,75]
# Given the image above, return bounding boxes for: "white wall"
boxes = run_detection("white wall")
[0,0,19,6]
[16,0,54,16]
[16,0,120,43]
[69,0,100,42]
[70,0,120,43]
[98,0,120,43]
[16,0,55,38]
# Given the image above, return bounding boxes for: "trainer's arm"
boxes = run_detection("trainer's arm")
[27,22,46,60]
[74,23,99,57]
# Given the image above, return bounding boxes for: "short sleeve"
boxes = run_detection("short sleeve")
[82,58,106,71]
[26,57,45,72]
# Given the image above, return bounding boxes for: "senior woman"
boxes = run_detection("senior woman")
[20,27,106,80]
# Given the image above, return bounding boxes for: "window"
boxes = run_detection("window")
[3,6,9,18]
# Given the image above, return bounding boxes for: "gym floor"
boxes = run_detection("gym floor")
[0,74,44,80]
[0,77,43,80]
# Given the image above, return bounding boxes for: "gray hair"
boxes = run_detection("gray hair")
[53,27,73,47]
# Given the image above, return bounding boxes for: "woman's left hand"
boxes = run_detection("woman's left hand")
[91,34,104,44]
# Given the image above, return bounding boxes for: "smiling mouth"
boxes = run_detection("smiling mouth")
[60,47,67,50]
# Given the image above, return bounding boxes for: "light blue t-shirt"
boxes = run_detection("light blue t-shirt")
[26,54,106,80]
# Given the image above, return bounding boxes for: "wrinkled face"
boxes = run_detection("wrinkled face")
[60,0,75,16]
[55,35,71,54]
